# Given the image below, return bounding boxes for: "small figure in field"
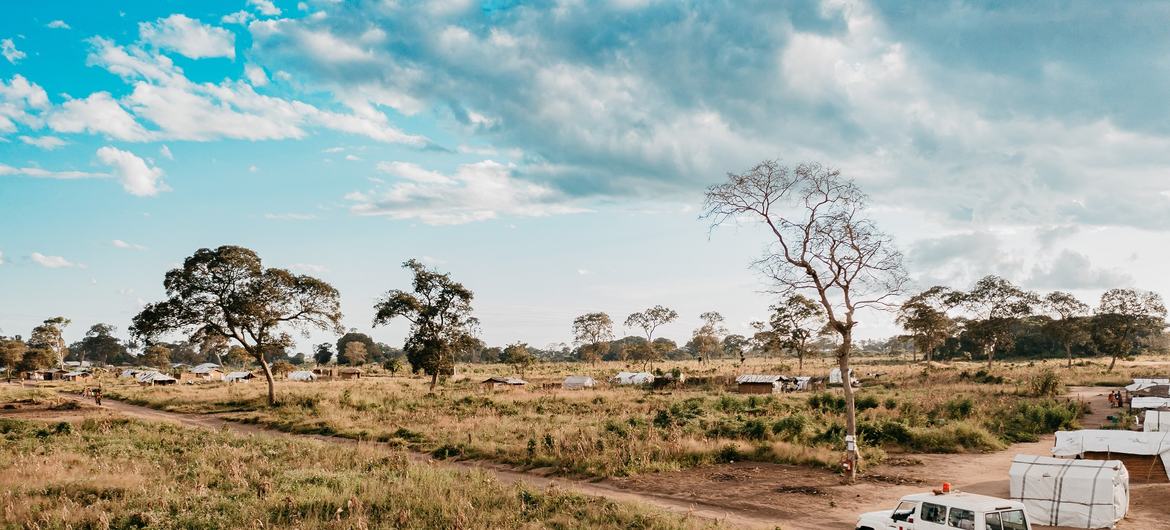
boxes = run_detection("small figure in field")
[1116,390,1124,408]
[1108,392,1116,408]
[93,388,102,406]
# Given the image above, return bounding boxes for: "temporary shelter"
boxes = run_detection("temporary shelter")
[288,370,317,382]
[135,371,177,385]
[828,367,857,386]
[1053,430,1170,483]
[1009,454,1128,528]
[562,375,596,390]
[612,371,654,385]
[1144,410,1170,432]
[482,376,527,390]
[1125,378,1169,392]
[61,371,91,381]
[735,374,783,394]
[1129,396,1170,410]
[223,371,255,383]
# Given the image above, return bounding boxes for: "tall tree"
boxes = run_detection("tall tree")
[501,342,534,375]
[140,344,172,370]
[721,334,749,360]
[343,341,368,365]
[704,160,908,482]
[1096,288,1168,371]
[624,305,678,367]
[768,294,825,370]
[1042,291,1091,368]
[336,330,377,365]
[572,312,614,365]
[691,311,727,363]
[373,259,478,391]
[74,323,128,365]
[896,286,956,366]
[131,246,343,406]
[950,276,1038,368]
[27,317,70,368]
[0,338,27,381]
[313,343,334,365]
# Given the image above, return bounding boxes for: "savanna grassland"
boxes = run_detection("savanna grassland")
[61,356,1153,479]
[0,387,712,530]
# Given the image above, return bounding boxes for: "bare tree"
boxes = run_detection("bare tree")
[704,160,907,482]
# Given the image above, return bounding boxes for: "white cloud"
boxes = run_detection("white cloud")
[47,92,151,141]
[248,164,259,173]
[31,252,79,269]
[244,64,269,86]
[112,239,147,250]
[344,154,361,161]
[577,269,591,275]
[95,146,167,196]
[347,160,588,225]
[264,212,316,220]
[46,20,71,30]
[159,145,173,159]
[221,11,255,25]
[0,163,105,179]
[18,135,66,149]
[249,0,283,16]
[139,14,236,60]
[1,39,25,64]
[0,74,48,132]
[0,250,5,265]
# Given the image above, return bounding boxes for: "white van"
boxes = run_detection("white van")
[856,491,1033,530]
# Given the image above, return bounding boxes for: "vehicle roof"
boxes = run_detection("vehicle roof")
[900,492,1025,512]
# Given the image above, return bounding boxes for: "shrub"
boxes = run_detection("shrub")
[740,419,769,441]
[855,395,880,411]
[771,414,808,441]
[808,393,845,414]
[1027,370,1063,398]
[943,397,974,419]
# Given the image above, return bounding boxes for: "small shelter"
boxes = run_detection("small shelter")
[1129,396,1170,410]
[612,371,654,386]
[135,370,177,385]
[313,366,363,380]
[1144,410,1170,432]
[339,367,362,380]
[223,371,255,383]
[1009,454,1128,528]
[735,374,783,394]
[828,367,857,386]
[193,362,221,371]
[181,365,224,381]
[562,375,596,390]
[288,370,317,382]
[482,376,527,390]
[61,371,91,381]
[1125,378,1169,392]
[1053,430,1170,483]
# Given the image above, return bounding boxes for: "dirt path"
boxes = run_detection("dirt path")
[48,389,1165,530]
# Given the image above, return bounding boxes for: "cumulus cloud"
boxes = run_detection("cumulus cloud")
[0,74,48,133]
[18,135,66,149]
[1025,250,1132,290]
[112,239,147,250]
[0,250,4,265]
[347,160,588,225]
[47,91,151,140]
[31,252,80,269]
[244,64,269,86]
[95,146,167,196]
[1,39,25,64]
[221,11,254,25]
[47,20,71,30]
[159,144,173,159]
[248,0,282,16]
[138,14,235,60]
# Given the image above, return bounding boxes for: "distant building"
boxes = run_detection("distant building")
[312,366,363,380]
[735,374,784,394]
[611,371,654,385]
[223,371,255,383]
[562,375,596,390]
[135,371,177,385]
[482,376,527,391]
[288,370,317,382]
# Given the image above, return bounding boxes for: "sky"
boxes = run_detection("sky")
[2,0,1169,353]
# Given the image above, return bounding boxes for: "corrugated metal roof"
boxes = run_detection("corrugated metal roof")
[483,376,527,385]
[736,374,783,384]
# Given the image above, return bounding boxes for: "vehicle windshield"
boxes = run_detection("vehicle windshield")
[892,501,916,521]
[997,510,1027,530]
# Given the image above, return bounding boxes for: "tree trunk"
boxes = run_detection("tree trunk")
[429,371,438,392]
[985,343,994,369]
[1066,343,1073,368]
[257,356,276,406]
[1108,352,1118,372]
[798,351,804,371]
[837,330,858,483]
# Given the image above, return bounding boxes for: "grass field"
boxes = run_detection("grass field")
[0,388,712,530]
[54,355,1152,479]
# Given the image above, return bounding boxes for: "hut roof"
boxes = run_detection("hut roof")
[736,374,783,384]
[483,376,527,385]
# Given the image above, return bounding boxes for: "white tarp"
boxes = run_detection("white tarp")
[612,371,654,385]
[1125,378,1169,392]
[828,368,856,385]
[563,375,595,389]
[1144,410,1170,432]
[1009,454,1128,529]
[1130,396,1170,410]
[1053,430,1170,480]
[288,370,316,382]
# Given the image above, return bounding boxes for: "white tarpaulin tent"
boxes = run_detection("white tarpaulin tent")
[1009,454,1128,528]
[1130,396,1170,410]
[612,371,654,385]
[1053,430,1170,480]
[1125,378,1169,392]
[828,368,856,385]
[1144,410,1170,432]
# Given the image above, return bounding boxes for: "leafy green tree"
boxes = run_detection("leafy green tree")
[572,312,614,365]
[690,311,726,363]
[313,343,334,365]
[343,341,368,365]
[140,344,172,369]
[1042,291,1091,368]
[336,331,378,365]
[1096,288,1168,371]
[271,360,294,376]
[0,338,27,381]
[624,305,678,368]
[501,342,534,375]
[897,286,956,365]
[71,323,126,365]
[28,317,70,368]
[373,259,478,391]
[704,160,908,483]
[768,294,825,370]
[950,276,1038,368]
[131,245,343,406]
[721,334,749,360]
[290,352,306,366]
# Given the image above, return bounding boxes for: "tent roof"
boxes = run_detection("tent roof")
[1126,378,1169,392]
[736,374,783,384]
[563,375,595,384]
[483,376,526,385]
[1131,396,1170,409]
[1053,429,1170,457]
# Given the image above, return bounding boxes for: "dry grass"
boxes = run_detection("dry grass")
[40,355,1161,478]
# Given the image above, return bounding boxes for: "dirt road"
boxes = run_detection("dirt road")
[39,388,1169,530]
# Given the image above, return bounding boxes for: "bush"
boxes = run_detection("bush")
[808,393,845,414]
[740,419,769,441]
[856,395,880,411]
[943,397,974,419]
[992,400,1080,443]
[771,414,808,441]
[1027,370,1063,398]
